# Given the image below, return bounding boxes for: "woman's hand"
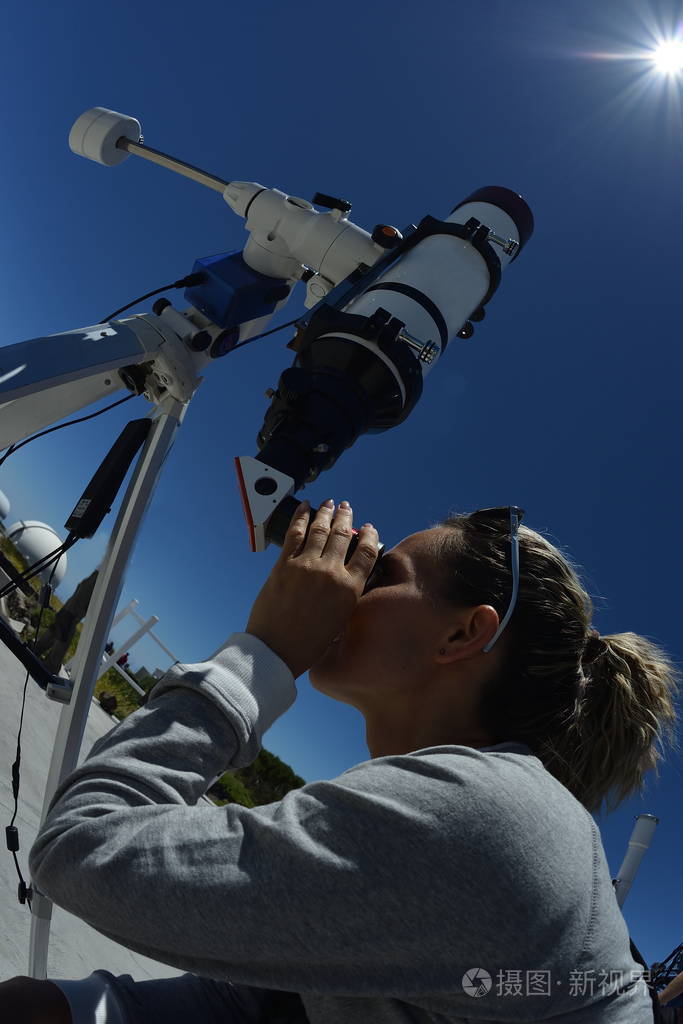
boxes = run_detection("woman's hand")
[246,499,379,678]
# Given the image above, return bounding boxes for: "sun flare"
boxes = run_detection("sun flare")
[651,39,683,74]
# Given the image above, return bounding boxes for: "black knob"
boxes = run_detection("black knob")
[371,224,403,249]
[457,322,474,339]
[18,880,32,905]
[210,326,240,359]
[187,330,212,352]
[153,297,172,316]
[312,193,352,214]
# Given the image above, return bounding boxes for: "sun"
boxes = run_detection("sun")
[651,39,683,75]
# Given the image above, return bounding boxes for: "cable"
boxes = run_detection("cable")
[5,557,61,912]
[0,537,77,600]
[100,269,302,352]
[229,314,302,352]
[101,272,205,322]
[0,394,136,470]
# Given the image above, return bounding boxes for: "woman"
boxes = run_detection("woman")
[2,500,679,1023]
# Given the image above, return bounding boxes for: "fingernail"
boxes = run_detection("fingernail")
[297,500,310,511]
[322,498,335,509]
[339,500,351,510]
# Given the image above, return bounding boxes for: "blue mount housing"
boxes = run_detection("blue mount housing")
[184,250,292,338]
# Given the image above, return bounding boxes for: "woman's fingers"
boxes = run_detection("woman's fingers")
[345,523,379,581]
[320,501,355,562]
[282,497,335,561]
[281,499,373,576]
[279,501,310,560]
[304,500,337,557]
[318,501,379,583]
[281,499,334,560]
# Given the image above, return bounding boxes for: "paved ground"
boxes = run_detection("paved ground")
[0,613,185,985]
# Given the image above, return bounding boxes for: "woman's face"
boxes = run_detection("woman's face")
[309,528,449,708]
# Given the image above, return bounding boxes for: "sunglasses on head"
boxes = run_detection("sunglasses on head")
[467,507,525,651]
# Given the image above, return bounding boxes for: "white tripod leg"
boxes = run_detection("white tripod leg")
[28,394,189,978]
[612,813,659,909]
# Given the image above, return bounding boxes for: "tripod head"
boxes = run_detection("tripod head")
[71,107,534,554]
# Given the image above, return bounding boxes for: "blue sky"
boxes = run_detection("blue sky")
[1,0,682,971]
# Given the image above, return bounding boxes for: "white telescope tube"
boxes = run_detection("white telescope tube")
[346,200,521,382]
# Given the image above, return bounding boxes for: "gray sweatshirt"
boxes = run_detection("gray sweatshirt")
[29,633,654,1023]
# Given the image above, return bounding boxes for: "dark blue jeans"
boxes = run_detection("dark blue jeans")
[52,970,308,1023]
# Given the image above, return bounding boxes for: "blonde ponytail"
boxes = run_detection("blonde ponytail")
[433,514,681,814]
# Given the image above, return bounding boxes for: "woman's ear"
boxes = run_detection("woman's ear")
[438,606,500,658]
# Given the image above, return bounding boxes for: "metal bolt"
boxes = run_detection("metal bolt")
[418,342,438,364]
[487,232,518,256]
[398,329,439,364]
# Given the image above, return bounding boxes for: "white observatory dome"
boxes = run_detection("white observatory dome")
[6,520,68,589]
[0,489,9,522]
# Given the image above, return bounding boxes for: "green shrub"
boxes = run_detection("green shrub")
[32,607,57,631]
[235,748,305,804]
[134,671,158,693]
[208,773,255,808]
[64,621,83,663]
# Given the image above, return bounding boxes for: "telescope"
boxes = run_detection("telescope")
[0,106,532,976]
[0,106,533,697]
